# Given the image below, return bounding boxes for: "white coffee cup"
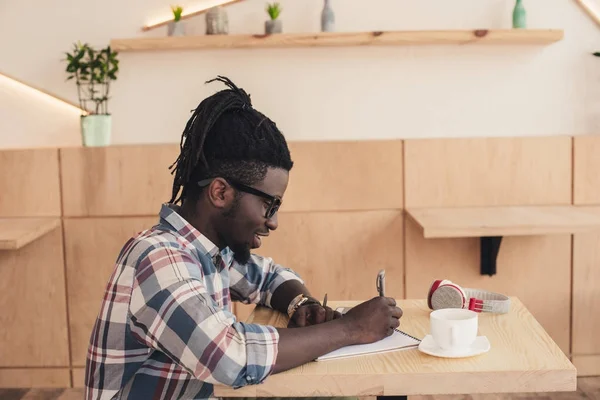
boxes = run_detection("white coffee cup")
[430,308,478,351]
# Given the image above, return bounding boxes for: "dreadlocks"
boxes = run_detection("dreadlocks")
[168,75,294,205]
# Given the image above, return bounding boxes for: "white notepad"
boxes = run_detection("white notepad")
[316,329,421,361]
[316,307,421,361]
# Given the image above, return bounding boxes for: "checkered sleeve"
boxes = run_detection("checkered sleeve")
[128,244,279,388]
[226,250,305,308]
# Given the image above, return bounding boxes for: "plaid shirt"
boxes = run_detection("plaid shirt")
[85,204,304,400]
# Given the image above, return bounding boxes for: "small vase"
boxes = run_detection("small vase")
[265,19,282,34]
[206,6,229,35]
[80,115,111,147]
[168,20,185,36]
[321,0,335,32]
[512,0,526,29]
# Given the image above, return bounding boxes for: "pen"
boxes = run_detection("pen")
[323,293,328,308]
[377,269,402,334]
[377,270,386,297]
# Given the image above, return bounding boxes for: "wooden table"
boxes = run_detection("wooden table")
[213,298,576,398]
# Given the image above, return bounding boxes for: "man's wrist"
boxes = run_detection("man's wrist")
[337,315,358,345]
[271,280,316,315]
[286,294,321,318]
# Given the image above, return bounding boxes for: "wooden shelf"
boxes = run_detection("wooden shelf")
[110,29,564,52]
[407,205,600,239]
[0,218,61,250]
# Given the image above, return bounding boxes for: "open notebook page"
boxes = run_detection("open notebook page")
[315,307,421,361]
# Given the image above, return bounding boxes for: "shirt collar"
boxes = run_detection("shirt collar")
[158,203,220,261]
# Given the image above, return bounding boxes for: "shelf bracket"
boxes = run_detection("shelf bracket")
[480,236,502,276]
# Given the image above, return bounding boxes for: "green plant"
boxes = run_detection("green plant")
[171,5,183,22]
[266,2,282,20]
[64,41,119,115]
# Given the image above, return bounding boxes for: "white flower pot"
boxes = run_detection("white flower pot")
[168,21,185,36]
[81,115,111,147]
[265,19,282,34]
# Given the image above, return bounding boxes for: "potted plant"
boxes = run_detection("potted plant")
[168,5,185,36]
[64,41,119,147]
[265,2,282,34]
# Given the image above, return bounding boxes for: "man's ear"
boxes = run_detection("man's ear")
[206,177,234,209]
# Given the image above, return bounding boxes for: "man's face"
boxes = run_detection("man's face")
[221,167,289,264]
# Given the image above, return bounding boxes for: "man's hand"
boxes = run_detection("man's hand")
[342,296,403,344]
[287,303,342,327]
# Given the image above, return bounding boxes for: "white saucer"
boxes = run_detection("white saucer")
[418,335,490,358]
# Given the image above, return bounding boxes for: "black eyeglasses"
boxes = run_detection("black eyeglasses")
[198,177,282,219]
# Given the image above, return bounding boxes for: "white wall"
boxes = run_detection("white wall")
[1,0,600,149]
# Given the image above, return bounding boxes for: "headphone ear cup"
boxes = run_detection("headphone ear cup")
[427,279,451,309]
[430,282,467,310]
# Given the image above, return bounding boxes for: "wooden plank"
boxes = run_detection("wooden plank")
[71,368,85,388]
[404,217,572,354]
[63,217,157,366]
[572,355,600,376]
[0,368,70,388]
[572,230,600,356]
[0,218,61,250]
[406,205,600,238]
[574,135,600,205]
[214,298,575,397]
[572,137,600,363]
[62,140,402,215]
[0,149,61,217]
[0,227,69,366]
[254,210,404,302]
[282,140,403,212]
[111,30,564,52]
[60,145,179,217]
[404,137,572,208]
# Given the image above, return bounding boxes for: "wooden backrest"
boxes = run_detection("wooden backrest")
[0,148,61,217]
[404,136,572,208]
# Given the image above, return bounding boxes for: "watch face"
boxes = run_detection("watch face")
[288,296,309,318]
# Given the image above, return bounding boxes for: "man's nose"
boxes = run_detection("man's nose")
[266,213,278,231]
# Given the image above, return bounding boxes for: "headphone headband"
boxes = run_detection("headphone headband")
[427,279,510,314]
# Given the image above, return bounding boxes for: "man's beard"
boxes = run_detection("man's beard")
[232,245,251,265]
[222,196,251,265]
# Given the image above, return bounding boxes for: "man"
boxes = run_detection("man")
[85,76,403,399]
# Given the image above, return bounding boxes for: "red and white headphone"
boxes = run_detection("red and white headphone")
[427,279,511,314]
